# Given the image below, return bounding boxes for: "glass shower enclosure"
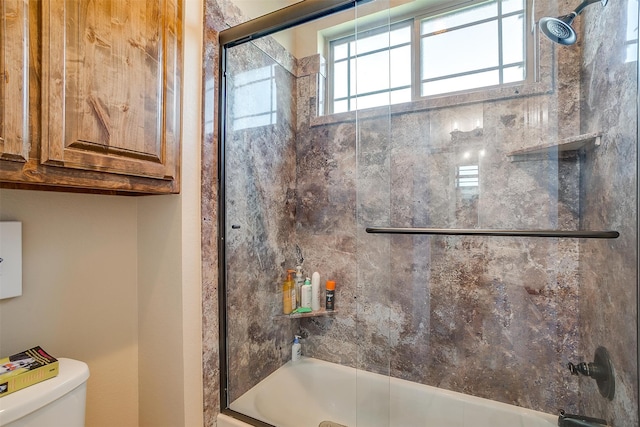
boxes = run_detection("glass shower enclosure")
[217,0,639,425]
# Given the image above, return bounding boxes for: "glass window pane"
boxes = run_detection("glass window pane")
[350,58,357,96]
[503,65,524,83]
[422,21,498,79]
[334,99,348,113]
[390,88,411,105]
[333,61,348,99]
[422,70,499,96]
[502,14,524,64]
[333,42,349,61]
[354,92,390,110]
[502,0,524,14]
[390,45,411,88]
[355,51,390,95]
[352,30,390,56]
[390,25,411,45]
[421,1,497,34]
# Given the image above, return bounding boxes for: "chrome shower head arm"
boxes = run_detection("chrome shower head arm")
[539,0,607,45]
[573,0,608,16]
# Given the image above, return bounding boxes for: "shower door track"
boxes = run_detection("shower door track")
[366,227,620,239]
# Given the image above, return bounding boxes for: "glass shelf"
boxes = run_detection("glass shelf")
[507,132,601,161]
[277,309,337,319]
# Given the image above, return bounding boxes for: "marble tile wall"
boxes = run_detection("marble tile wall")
[578,1,639,425]
[202,2,224,425]
[203,0,638,425]
[295,99,584,413]
[202,2,306,424]
[224,39,299,402]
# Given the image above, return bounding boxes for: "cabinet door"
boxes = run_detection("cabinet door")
[41,0,181,182]
[0,0,29,164]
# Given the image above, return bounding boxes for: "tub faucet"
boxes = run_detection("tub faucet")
[558,410,609,427]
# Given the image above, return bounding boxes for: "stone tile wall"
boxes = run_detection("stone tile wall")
[578,2,639,425]
[203,0,639,425]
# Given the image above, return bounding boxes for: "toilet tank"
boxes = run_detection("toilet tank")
[0,358,90,427]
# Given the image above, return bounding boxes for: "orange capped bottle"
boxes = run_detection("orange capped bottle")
[325,280,336,311]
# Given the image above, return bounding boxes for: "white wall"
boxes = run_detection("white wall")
[0,0,203,426]
[231,0,300,53]
[137,1,204,424]
[0,190,140,426]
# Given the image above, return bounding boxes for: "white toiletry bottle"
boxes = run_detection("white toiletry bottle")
[294,266,304,309]
[292,335,301,362]
[311,272,321,311]
[301,278,312,308]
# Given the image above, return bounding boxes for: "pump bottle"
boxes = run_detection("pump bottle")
[301,278,312,308]
[292,335,301,362]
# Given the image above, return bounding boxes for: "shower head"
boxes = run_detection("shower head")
[539,14,578,45]
[539,0,608,45]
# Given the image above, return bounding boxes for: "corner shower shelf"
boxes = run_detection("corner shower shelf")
[365,227,619,239]
[278,309,337,319]
[507,132,601,161]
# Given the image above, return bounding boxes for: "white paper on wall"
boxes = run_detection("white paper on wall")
[0,222,22,299]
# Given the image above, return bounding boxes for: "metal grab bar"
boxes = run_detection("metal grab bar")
[365,227,620,239]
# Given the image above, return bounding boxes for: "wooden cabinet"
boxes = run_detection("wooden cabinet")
[0,0,182,194]
[0,0,29,166]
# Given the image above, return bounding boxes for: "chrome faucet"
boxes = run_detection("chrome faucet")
[558,410,610,427]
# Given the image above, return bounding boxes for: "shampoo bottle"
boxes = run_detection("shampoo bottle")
[292,335,302,362]
[311,272,321,311]
[294,266,304,309]
[282,269,296,314]
[301,278,312,308]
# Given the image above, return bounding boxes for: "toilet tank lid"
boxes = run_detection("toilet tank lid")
[0,358,90,425]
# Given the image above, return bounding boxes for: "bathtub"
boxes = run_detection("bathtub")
[218,357,557,427]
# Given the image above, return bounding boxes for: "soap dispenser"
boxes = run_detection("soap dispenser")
[301,277,312,308]
[292,335,302,362]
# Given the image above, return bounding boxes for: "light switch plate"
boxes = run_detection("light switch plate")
[0,222,22,299]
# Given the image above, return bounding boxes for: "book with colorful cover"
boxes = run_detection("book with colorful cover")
[0,346,59,397]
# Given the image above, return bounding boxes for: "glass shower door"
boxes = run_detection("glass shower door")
[218,0,639,426]
[355,1,639,425]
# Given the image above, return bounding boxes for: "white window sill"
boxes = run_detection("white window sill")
[310,79,553,127]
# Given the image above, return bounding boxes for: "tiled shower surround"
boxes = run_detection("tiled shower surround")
[202,0,638,426]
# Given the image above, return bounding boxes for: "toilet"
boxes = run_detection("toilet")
[0,358,90,427]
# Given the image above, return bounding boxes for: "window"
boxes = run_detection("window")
[421,0,525,96]
[329,0,528,113]
[330,22,413,114]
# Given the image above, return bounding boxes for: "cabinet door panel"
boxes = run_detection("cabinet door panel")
[42,0,180,180]
[0,0,29,163]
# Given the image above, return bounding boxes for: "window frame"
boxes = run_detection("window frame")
[326,0,535,115]
[328,20,414,114]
